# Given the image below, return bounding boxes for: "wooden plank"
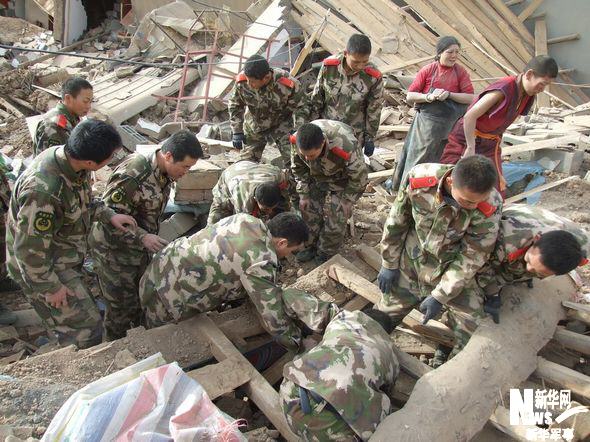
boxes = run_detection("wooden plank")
[356,244,382,272]
[553,327,590,356]
[518,0,544,21]
[548,33,580,45]
[0,97,25,118]
[290,12,328,77]
[563,301,590,314]
[368,169,394,179]
[187,356,253,400]
[392,346,432,379]
[0,326,19,341]
[505,176,577,205]
[502,134,582,155]
[402,309,456,348]
[380,55,435,74]
[192,314,298,441]
[262,351,294,386]
[504,0,525,5]
[0,350,26,366]
[534,18,551,108]
[326,264,382,305]
[488,0,535,45]
[378,124,411,133]
[535,356,590,399]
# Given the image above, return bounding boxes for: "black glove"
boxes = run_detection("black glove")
[484,295,501,324]
[419,295,443,324]
[363,139,375,157]
[232,132,245,149]
[378,267,400,294]
[526,279,534,289]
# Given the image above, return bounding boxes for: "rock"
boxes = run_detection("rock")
[284,268,296,277]
[296,268,305,278]
[9,389,21,398]
[114,348,138,370]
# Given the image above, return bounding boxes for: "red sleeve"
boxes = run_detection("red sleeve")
[408,63,434,93]
[457,65,474,94]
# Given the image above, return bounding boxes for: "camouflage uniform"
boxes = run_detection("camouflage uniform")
[448,204,590,354]
[291,119,367,257]
[228,68,308,165]
[280,310,399,441]
[6,146,115,348]
[207,160,290,226]
[311,53,384,146]
[88,150,172,341]
[379,163,503,326]
[0,156,11,281]
[34,102,79,156]
[140,213,304,351]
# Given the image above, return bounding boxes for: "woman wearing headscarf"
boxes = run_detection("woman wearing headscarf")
[390,36,474,192]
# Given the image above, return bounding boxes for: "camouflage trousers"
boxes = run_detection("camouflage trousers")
[301,187,356,257]
[93,251,148,341]
[378,252,485,356]
[240,120,292,167]
[22,270,102,349]
[0,210,6,280]
[280,379,358,442]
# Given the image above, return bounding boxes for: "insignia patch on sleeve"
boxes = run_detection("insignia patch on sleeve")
[34,211,53,233]
[110,189,125,204]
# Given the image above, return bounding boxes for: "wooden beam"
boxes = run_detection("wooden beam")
[505,176,578,205]
[488,0,535,45]
[326,264,382,305]
[402,309,456,348]
[192,314,298,441]
[0,97,24,118]
[502,134,583,155]
[535,356,590,399]
[187,356,253,400]
[504,0,525,5]
[380,55,435,74]
[368,169,395,180]
[518,0,544,21]
[290,12,328,77]
[20,32,107,68]
[534,17,551,107]
[553,327,590,356]
[548,33,580,45]
[378,124,411,133]
[356,244,382,272]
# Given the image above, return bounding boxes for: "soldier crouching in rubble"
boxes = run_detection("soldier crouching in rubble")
[89,130,203,341]
[207,160,290,226]
[6,120,136,349]
[280,308,399,441]
[139,212,312,351]
[439,204,589,365]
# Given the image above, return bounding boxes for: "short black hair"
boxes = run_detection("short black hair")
[436,36,460,58]
[296,123,324,152]
[525,55,558,78]
[452,155,497,194]
[363,309,395,334]
[267,212,309,246]
[536,230,584,275]
[65,119,121,163]
[254,182,283,207]
[61,76,93,99]
[346,34,371,55]
[161,129,203,162]
[244,54,271,80]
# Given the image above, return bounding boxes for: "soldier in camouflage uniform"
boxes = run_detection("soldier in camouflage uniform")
[228,55,308,166]
[377,155,502,332]
[139,212,310,351]
[89,130,203,341]
[291,120,368,264]
[207,160,290,226]
[446,204,589,357]
[310,34,384,157]
[6,120,136,348]
[34,77,93,156]
[280,309,398,441]
[0,158,18,325]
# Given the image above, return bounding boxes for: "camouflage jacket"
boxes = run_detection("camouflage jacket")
[34,102,79,156]
[141,213,303,350]
[381,163,503,304]
[291,119,368,202]
[311,53,384,144]
[89,150,172,262]
[283,310,399,440]
[6,146,114,294]
[476,204,590,296]
[228,68,308,135]
[208,160,289,225]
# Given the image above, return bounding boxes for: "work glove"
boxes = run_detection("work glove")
[378,267,400,294]
[483,295,501,324]
[232,132,245,149]
[419,295,443,324]
[363,139,375,157]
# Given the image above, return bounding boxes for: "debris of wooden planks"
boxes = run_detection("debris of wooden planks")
[402,309,456,348]
[326,263,381,306]
[534,357,590,400]
[187,356,253,400]
[553,327,590,356]
[562,300,590,326]
[192,314,298,441]
[505,176,578,205]
[0,97,25,118]
[372,274,578,441]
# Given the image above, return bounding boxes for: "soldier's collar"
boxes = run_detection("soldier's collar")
[435,168,454,205]
[152,149,171,186]
[54,146,84,184]
[56,102,80,124]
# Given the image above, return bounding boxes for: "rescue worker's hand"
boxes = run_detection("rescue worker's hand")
[484,295,501,324]
[232,132,245,149]
[340,200,353,218]
[299,198,310,213]
[378,267,400,294]
[110,214,137,233]
[363,139,375,157]
[141,234,169,253]
[45,285,71,308]
[419,295,443,324]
